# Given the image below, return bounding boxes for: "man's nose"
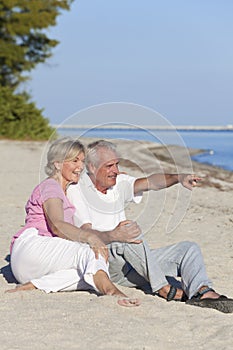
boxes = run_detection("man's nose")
[112,164,119,173]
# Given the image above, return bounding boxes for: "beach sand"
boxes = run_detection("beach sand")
[0,139,233,350]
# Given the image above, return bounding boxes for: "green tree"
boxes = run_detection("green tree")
[0,0,74,140]
[0,0,73,87]
[0,86,56,140]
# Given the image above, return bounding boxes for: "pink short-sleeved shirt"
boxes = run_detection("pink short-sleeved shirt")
[10,178,75,251]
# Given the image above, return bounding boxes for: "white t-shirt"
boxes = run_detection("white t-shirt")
[67,172,142,231]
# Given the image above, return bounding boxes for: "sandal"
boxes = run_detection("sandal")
[186,287,233,313]
[158,285,187,302]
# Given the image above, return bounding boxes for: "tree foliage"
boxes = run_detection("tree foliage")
[0,86,56,140]
[0,0,73,140]
[0,0,73,87]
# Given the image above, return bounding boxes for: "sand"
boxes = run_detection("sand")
[0,139,233,350]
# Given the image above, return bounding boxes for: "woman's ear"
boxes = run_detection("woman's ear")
[54,161,61,171]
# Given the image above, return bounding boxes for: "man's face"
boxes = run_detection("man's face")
[92,149,120,193]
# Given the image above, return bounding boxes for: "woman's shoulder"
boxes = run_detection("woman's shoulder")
[31,178,62,198]
[32,177,56,191]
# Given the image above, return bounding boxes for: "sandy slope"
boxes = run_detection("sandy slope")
[0,139,232,350]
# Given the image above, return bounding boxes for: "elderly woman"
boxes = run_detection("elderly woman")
[7,138,140,307]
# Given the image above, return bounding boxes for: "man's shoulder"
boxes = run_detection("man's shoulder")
[115,174,136,191]
[116,173,136,183]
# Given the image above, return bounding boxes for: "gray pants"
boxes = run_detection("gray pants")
[108,240,212,299]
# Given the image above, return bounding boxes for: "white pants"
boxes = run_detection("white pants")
[11,228,109,293]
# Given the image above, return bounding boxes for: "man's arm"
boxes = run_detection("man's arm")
[81,221,142,245]
[134,173,201,195]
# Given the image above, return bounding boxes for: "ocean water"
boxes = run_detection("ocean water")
[58,127,233,172]
[179,131,233,172]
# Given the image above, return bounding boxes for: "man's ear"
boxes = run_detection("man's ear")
[87,162,96,175]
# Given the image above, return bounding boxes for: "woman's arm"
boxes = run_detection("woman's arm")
[42,198,109,260]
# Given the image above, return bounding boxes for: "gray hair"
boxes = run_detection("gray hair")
[45,137,85,176]
[86,140,118,169]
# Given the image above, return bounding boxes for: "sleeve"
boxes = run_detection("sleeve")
[67,184,92,228]
[119,174,143,204]
[39,179,65,204]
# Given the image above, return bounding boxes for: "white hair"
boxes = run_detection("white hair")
[45,137,85,176]
[86,140,118,169]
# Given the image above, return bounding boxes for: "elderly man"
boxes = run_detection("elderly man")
[67,140,233,313]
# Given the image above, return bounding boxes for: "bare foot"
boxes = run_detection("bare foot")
[93,270,141,307]
[117,298,141,307]
[5,282,36,293]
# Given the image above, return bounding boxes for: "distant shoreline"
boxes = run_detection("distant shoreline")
[52,124,233,131]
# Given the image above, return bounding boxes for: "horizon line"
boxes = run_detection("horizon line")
[51,124,233,131]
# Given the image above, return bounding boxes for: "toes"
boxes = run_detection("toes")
[5,288,18,293]
[117,298,141,307]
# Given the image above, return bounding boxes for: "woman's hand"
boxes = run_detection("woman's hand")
[87,233,109,262]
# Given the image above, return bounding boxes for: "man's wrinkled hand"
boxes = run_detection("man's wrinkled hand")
[113,220,142,244]
[178,174,202,190]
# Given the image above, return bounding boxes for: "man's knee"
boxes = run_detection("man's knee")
[178,241,201,254]
[108,242,125,256]
[123,242,147,263]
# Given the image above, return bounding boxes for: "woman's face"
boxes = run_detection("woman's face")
[61,151,85,186]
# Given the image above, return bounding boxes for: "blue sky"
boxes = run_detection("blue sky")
[27,0,233,126]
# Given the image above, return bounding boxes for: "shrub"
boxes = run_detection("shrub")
[0,86,56,140]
